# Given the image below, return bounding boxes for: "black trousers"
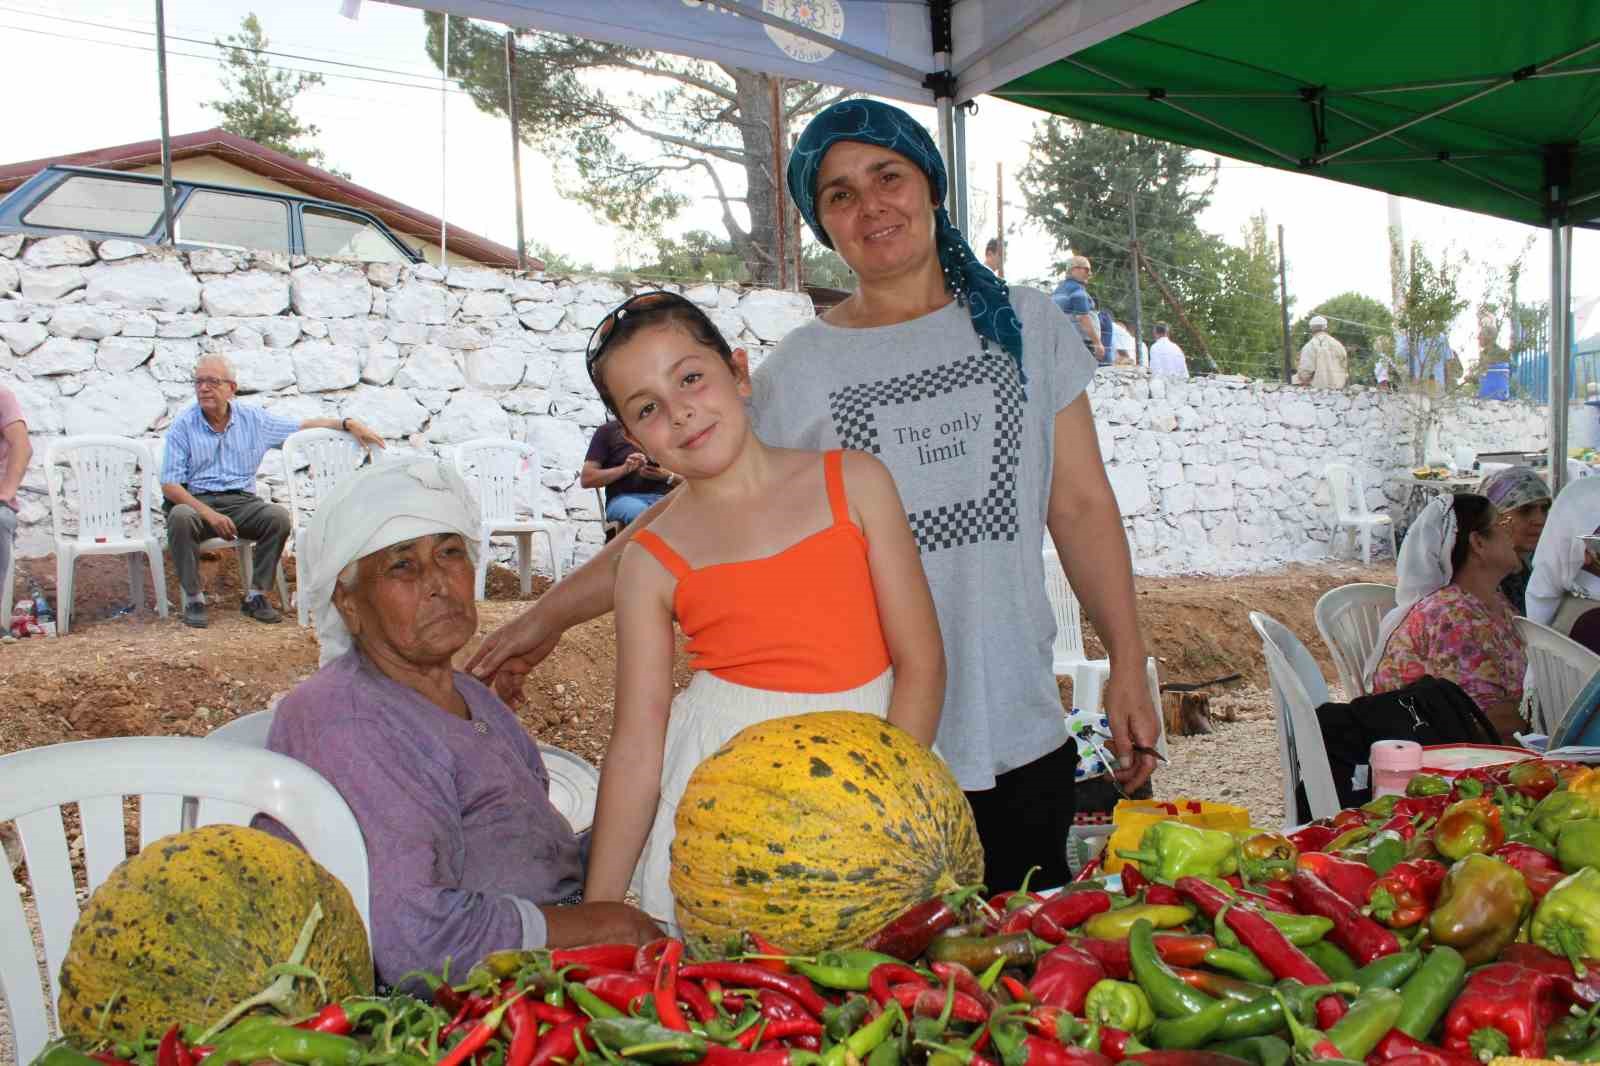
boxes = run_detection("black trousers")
[965,739,1078,891]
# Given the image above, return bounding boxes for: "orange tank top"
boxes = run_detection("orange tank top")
[631,450,892,693]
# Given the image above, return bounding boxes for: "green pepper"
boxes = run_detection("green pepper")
[823,996,873,1042]
[1361,832,1407,876]
[586,1018,709,1064]
[1532,790,1600,841]
[792,949,904,990]
[1204,947,1275,985]
[1393,945,1465,1040]
[1212,981,1354,1042]
[1085,980,1156,1034]
[1531,866,1600,977]
[568,983,625,1020]
[1549,1003,1600,1060]
[1362,796,1401,818]
[1325,987,1404,1060]
[839,1001,904,1062]
[1083,903,1195,940]
[33,1044,109,1066]
[867,1040,902,1066]
[1406,774,1451,797]
[1557,818,1600,874]
[1302,940,1358,982]
[206,1023,363,1066]
[1352,950,1420,991]
[1128,917,1216,1019]
[1148,997,1234,1049]
[1428,854,1532,966]
[924,934,1037,971]
[1117,821,1240,882]
[1211,1035,1292,1066]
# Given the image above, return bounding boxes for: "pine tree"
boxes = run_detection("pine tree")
[207,14,345,176]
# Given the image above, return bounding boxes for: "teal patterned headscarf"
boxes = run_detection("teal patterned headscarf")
[787,99,1026,391]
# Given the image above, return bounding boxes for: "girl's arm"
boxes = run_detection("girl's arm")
[583,544,679,902]
[845,451,945,747]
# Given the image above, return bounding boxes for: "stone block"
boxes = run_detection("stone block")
[576,280,626,306]
[738,290,813,343]
[531,415,588,472]
[96,240,147,262]
[361,340,401,385]
[1155,460,1183,488]
[201,271,290,317]
[0,322,48,355]
[367,262,402,288]
[1196,485,1235,512]
[1105,465,1152,516]
[1277,455,1310,479]
[23,235,95,268]
[28,337,95,375]
[510,279,554,302]
[711,310,746,344]
[62,373,166,436]
[0,260,16,295]
[9,379,62,432]
[545,330,588,353]
[430,325,487,349]
[466,345,526,388]
[1185,464,1217,486]
[683,283,720,307]
[325,319,369,347]
[426,391,510,443]
[48,305,119,340]
[343,384,429,437]
[19,265,87,301]
[157,315,205,339]
[1162,483,1197,514]
[395,344,464,390]
[0,234,23,258]
[388,322,429,345]
[291,267,373,318]
[300,319,329,339]
[95,336,155,373]
[1279,399,1317,428]
[448,266,509,291]
[502,387,551,414]
[292,341,361,392]
[386,282,453,324]
[232,348,297,393]
[566,302,609,331]
[188,249,237,274]
[263,394,326,424]
[86,259,201,312]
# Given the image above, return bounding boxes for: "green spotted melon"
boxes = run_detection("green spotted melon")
[57,824,372,1040]
[670,710,982,956]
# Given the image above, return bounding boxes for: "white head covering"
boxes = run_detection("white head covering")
[1364,495,1459,684]
[1526,477,1600,625]
[1309,315,1328,331]
[304,457,480,665]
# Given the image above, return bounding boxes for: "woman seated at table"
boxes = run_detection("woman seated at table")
[261,458,659,988]
[1367,493,1527,737]
[1477,465,1550,614]
[1527,477,1600,651]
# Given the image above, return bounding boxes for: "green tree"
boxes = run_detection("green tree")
[1392,241,1470,463]
[207,14,343,175]
[634,230,747,283]
[427,16,849,287]
[1292,292,1394,385]
[1159,214,1284,377]
[524,241,594,277]
[1018,119,1216,319]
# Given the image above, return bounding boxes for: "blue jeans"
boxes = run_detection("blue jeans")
[606,493,664,525]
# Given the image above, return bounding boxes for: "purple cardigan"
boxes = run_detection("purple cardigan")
[261,650,584,986]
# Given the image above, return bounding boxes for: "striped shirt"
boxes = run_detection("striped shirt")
[160,402,300,493]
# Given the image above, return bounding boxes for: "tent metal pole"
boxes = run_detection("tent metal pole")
[937,94,956,218]
[505,30,526,271]
[953,104,969,237]
[154,0,175,246]
[1550,222,1572,496]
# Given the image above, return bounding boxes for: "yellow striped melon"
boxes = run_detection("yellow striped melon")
[670,710,982,956]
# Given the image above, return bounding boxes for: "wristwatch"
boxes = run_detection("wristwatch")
[341,417,351,432]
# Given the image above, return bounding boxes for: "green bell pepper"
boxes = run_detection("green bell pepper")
[1532,790,1600,842]
[1084,980,1156,1034]
[1531,866,1600,977]
[1556,818,1600,874]
[1406,774,1451,798]
[1117,821,1239,882]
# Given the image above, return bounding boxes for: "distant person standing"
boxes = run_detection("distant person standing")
[1296,315,1349,388]
[1148,323,1189,378]
[984,238,1003,275]
[1051,256,1106,364]
[1374,355,1391,391]
[1110,318,1144,366]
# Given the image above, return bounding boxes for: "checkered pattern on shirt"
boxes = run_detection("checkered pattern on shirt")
[826,353,1024,554]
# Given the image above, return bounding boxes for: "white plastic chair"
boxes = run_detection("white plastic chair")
[455,439,563,599]
[283,428,369,626]
[1043,549,1166,752]
[1250,610,1338,826]
[45,436,169,635]
[192,479,293,613]
[1324,463,1397,564]
[1314,583,1397,699]
[0,737,371,1065]
[1514,616,1600,735]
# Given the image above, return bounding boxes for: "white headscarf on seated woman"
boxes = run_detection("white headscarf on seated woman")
[1364,495,1458,685]
[1526,477,1600,627]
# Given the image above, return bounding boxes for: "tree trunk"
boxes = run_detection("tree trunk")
[730,70,783,288]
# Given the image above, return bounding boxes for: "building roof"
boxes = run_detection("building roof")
[0,128,533,271]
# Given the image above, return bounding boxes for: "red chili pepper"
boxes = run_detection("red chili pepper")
[998,902,1042,935]
[1288,823,1341,854]
[758,989,812,1023]
[504,999,539,1066]
[653,940,691,1031]
[742,932,794,974]
[1392,795,1450,821]
[1291,870,1401,966]
[1064,933,1217,979]
[584,973,653,1013]
[434,983,466,1015]
[1174,875,1346,1029]
[1221,876,1297,914]
[1027,944,1106,1013]
[1492,842,1567,901]
[1121,865,1149,897]
[1368,1029,1478,1066]
[737,1017,825,1048]
[999,975,1033,1004]
[1296,852,1381,907]
[1143,884,1186,907]
[1014,1035,1109,1066]
[636,937,673,974]
[553,944,639,974]
[439,992,525,1066]
[529,1017,588,1066]
[862,886,984,961]
[1030,891,1113,944]
[295,1003,355,1035]
[792,1035,821,1052]
[1098,1028,1134,1064]
[440,995,495,1041]
[1441,961,1556,1061]
[1365,860,1448,929]
[1374,813,1419,842]
[931,961,997,1010]
[527,1001,581,1026]
[870,962,928,1005]
[1169,965,1270,1002]
[888,982,990,1023]
[702,1047,805,1066]
[158,1024,195,1066]
[679,963,829,1016]
[1498,943,1600,1009]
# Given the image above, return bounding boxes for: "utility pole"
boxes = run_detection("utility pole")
[994,162,1004,278]
[1128,168,1143,364]
[504,31,526,271]
[770,77,786,289]
[440,15,449,266]
[155,0,175,245]
[1278,223,1292,383]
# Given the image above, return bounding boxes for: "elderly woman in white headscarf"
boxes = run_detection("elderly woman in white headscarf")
[1526,478,1600,646]
[1366,493,1527,735]
[263,458,659,989]
[1476,465,1551,615]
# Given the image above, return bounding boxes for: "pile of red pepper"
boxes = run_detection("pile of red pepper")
[32,759,1600,1066]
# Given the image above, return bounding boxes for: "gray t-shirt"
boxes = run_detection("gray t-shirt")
[752,287,1095,789]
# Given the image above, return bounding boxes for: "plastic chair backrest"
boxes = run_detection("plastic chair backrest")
[45,435,155,545]
[1314,583,1397,699]
[1514,617,1600,735]
[283,428,367,529]
[1042,547,1088,664]
[455,439,536,525]
[1324,463,1362,521]
[1250,611,1339,825]
[0,737,371,1064]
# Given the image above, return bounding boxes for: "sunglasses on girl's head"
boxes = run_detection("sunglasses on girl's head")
[584,290,698,377]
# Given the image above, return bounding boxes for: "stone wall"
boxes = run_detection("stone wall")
[0,233,1550,577]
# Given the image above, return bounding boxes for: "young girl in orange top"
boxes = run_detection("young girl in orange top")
[580,291,945,926]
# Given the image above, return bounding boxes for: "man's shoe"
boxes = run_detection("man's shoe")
[241,595,282,624]
[182,601,208,628]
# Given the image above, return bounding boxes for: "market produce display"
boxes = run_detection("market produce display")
[32,758,1600,1066]
[670,711,984,957]
[54,824,373,1041]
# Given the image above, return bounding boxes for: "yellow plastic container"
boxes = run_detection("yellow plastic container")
[1101,799,1252,874]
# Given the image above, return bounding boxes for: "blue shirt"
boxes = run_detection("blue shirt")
[160,401,300,492]
[1051,277,1101,354]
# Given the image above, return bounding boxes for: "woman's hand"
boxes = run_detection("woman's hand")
[468,606,562,703]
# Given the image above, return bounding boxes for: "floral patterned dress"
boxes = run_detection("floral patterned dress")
[1372,584,1526,712]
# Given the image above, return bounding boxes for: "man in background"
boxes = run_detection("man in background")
[984,238,1003,275]
[1051,255,1106,363]
[1296,315,1349,388]
[1148,323,1189,379]
[581,420,677,527]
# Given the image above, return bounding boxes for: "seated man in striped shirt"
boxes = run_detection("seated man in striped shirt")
[160,353,384,628]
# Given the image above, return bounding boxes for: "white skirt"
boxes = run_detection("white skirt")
[630,667,895,928]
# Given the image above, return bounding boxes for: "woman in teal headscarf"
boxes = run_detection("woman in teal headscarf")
[1477,465,1550,613]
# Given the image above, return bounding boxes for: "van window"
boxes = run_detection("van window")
[176,189,289,253]
[21,175,165,236]
[302,206,409,263]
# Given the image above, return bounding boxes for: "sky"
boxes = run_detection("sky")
[5,0,1599,361]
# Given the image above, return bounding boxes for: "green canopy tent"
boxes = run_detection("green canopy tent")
[992,0,1600,492]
